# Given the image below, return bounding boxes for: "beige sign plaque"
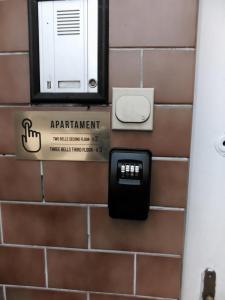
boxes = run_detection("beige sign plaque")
[15,111,110,161]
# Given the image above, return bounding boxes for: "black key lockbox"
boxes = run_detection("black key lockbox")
[108,148,152,220]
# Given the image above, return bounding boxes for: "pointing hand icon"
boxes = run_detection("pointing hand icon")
[22,119,41,153]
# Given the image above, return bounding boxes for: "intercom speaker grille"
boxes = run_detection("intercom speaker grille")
[57,9,80,36]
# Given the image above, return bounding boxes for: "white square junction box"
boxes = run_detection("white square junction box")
[112,88,154,131]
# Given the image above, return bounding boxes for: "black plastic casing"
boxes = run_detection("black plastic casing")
[108,148,152,220]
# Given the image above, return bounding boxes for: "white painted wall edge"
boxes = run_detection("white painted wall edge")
[181,0,225,299]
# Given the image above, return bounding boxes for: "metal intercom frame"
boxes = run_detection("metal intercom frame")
[28,0,109,104]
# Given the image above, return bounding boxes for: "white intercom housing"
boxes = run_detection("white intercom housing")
[38,0,98,93]
[28,0,108,104]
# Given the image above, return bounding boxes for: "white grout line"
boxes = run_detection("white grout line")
[140,49,144,88]
[2,286,6,300]
[150,206,185,212]
[3,284,177,300]
[134,252,181,259]
[40,161,44,176]
[0,104,31,107]
[3,284,87,294]
[0,103,192,108]
[40,161,46,203]
[44,248,49,288]
[0,242,181,258]
[143,47,196,51]
[133,253,137,295]
[0,200,108,208]
[0,156,189,161]
[0,243,43,250]
[0,153,188,161]
[87,206,91,249]
[87,292,90,300]
[0,200,185,212]
[110,47,195,51]
[152,156,188,162]
[0,52,29,55]
[0,105,31,109]
[0,204,4,244]
[90,291,176,300]
[110,48,143,51]
[154,104,192,108]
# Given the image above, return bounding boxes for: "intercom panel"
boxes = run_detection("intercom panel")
[28,0,108,104]
[38,0,98,93]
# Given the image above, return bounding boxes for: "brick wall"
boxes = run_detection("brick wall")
[0,0,198,299]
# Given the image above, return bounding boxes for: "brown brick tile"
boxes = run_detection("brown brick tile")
[91,295,158,300]
[6,288,85,300]
[91,208,184,254]
[109,50,141,102]
[0,157,42,201]
[151,160,189,207]
[0,108,28,154]
[48,250,133,293]
[0,0,28,51]
[44,157,188,207]
[0,55,30,104]
[44,161,108,203]
[0,246,45,286]
[0,107,87,154]
[109,0,198,47]
[143,50,196,104]
[111,106,192,157]
[2,204,87,248]
[136,255,181,298]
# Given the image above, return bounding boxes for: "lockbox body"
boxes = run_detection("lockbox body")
[108,148,152,220]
